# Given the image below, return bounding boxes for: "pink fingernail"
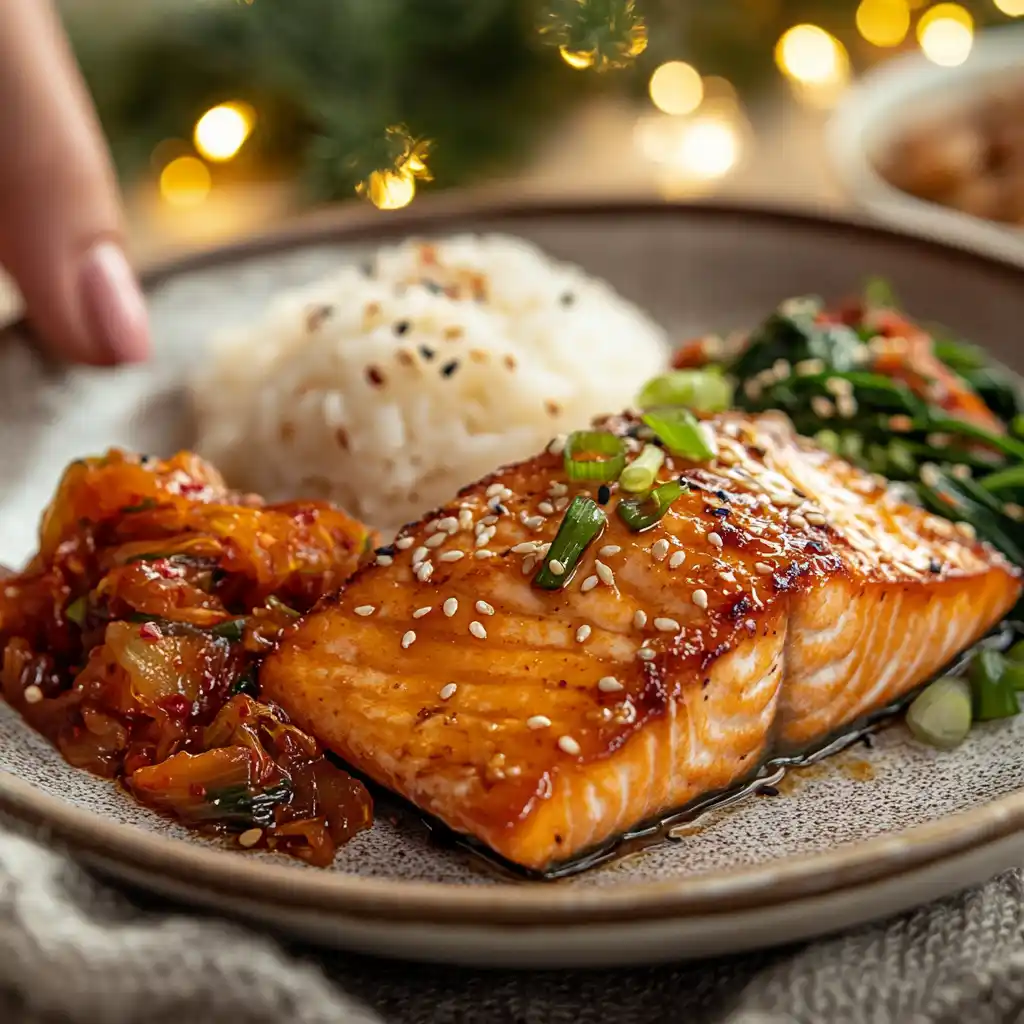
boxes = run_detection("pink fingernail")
[79,241,150,364]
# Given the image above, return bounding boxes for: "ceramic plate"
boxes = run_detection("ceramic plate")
[4,199,1024,968]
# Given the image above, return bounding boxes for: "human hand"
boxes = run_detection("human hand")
[0,0,149,366]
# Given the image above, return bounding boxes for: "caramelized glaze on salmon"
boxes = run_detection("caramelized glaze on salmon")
[261,412,1021,872]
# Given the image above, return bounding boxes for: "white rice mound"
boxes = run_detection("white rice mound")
[191,233,668,530]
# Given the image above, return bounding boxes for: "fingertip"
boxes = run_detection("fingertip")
[78,240,150,366]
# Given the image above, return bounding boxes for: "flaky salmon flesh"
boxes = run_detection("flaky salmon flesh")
[261,412,1022,872]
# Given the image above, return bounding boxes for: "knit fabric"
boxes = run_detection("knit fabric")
[1,821,1023,1024]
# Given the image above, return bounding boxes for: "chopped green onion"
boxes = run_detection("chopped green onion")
[65,596,88,628]
[619,444,665,493]
[266,596,300,618]
[1007,640,1024,666]
[977,463,1024,493]
[905,676,972,749]
[814,429,840,454]
[636,371,733,413]
[970,649,1020,721]
[210,617,247,642]
[563,431,627,482]
[642,409,715,462]
[617,480,687,532]
[533,496,606,590]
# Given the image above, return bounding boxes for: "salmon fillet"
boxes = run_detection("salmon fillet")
[261,411,1021,872]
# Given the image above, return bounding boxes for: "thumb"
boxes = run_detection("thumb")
[0,0,149,366]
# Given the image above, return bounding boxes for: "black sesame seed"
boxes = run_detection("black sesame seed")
[560,291,575,307]
[710,507,730,518]
[597,484,611,505]
[375,544,396,557]
[423,280,444,294]
[929,558,942,573]
[715,490,730,502]
[757,784,780,797]
[419,345,436,361]
[441,360,460,378]
[394,320,411,336]
[491,501,508,515]
[361,262,374,277]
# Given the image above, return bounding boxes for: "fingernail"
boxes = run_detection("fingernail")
[79,240,150,364]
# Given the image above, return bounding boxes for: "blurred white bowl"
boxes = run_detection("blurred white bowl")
[827,26,1024,265]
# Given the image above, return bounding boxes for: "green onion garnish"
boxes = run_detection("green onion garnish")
[619,444,665,493]
[65,595,88,628]
[266,596,300,618]
[642,409,716,462]
[210,617,247,642]
[617,480,687,532]
[1007,640,1024,666]
[533,496,606,590]
[970,649,1020,721]
[636,370,733,413]
[563,431,627,482]
[905,676,972,749]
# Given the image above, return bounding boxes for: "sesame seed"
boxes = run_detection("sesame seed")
[652,539,669,562]
[443,598,459,617]
[554,496,570,512]
[396,537,414,550]
[354,605,376,616]
[412,546,429,565]
[459,509,474,531]
[558,735,582,756]
[511,542,538,554]
[920,463,942,488]
[633,610,648,629]
[438,516,459,534]
[825,377,853,398]
[708,532,723,549]
[376,554,394,567]
[598,676,624,693]
[811,396,834,419]
[486,482,504,498]
[754,561,773,575]
[654,617,680,633]
[805,511,827,526]
[538,501,555,515]
[595,560,615,586]
[469,620,488,639]
[580,575,599,592]
[548,435,568,456]
[238,828,263,848]
[402,630,417,649]
[479,515,499,527]
[23,685,43,705]
[415,562,434,582]
[669,551,686,569]
[546,559,565,576]
[527,715,552,730]
[440,683,458,701]
[576,624,592,643]
[550,482,568,497]
[637,647,656,661]
[599,545,621,557]
[475,549,495,559]
[425,532,447,549]
[955,521,977,540]
[439,550,465,562]
[692,589,709,609]
[795,358,825,376]
[521,555,538,575]
[788,513,808,530]
[426,519,441,534]
[475,600,495,616]
[412,606,432,619]
[476,528,496,548]
[951,464,972,481]
[524,515,545,530]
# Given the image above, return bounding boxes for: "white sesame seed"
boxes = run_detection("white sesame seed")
[825,376,853,397]
[238,828,263,848]
[805,511,827,526]
[23,685,43,705]
[836,395,858,419]
[754,561,773,575]
[708,532,724,549]
[524,515,545,530]
[811,396,834,419]
[412,546,429,565]
[438,516,459,534]
[459,508,474,530]
[415,562,434,582]
[412,606,432,619]
[475,548,496,559]
[692,589,709,609]
[558,735,581,756]
[598,676,624,693]
[476,528,496,548]
[595,560,615,586]
[486,482,505,497]
[788,513,808,530]
[548,558,566,576]
[654,617,680,633]
[511,542,538,554]
[425,532,447,549]
[396,537,414,550]
[795,358,825,376]
[402,630,417,649]
[580,574,599,592]
[548,434,568,456]
[550,482,568,497]
[376,554,394,567]
[538,542,552,555]
[354,605,376,617]
[439,550,465,562]
[527,715,552,730]
[426,519,442,533]
[538,501,555,515]
[440,683,457,701]
[554,496,570,512]
[669,551,686,569]
[633,610,648,629]
[599,545,622,557]
[576,624,592,643]
[479,515,499,527]
[956,521,977,540]
[475,600,495,616]
[637,647,656,661]
[652,539,669,562]
[521,555,537,575]
[443,598,459,617]
[469,620,487,639]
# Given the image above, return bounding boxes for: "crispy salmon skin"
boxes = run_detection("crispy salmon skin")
[261,412,1021,871]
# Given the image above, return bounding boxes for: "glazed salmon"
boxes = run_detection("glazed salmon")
[261,412,1021,872]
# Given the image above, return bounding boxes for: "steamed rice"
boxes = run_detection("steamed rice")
[192,234,668,530]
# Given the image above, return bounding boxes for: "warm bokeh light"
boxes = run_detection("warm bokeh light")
[917,4,974,66]
[993,0,1024,15]
[648,61,704,116]
[775,25,850,86]
[193,102,254,162]
[366,170,416,210]
[856,0,911,46]
[159,156,212,207]
[675,116,741,180]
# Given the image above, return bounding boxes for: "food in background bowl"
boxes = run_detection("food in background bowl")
[191,234,668,532]
[878,76,1024,226]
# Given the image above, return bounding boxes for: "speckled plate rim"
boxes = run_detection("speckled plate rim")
[5,196,1024,930]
